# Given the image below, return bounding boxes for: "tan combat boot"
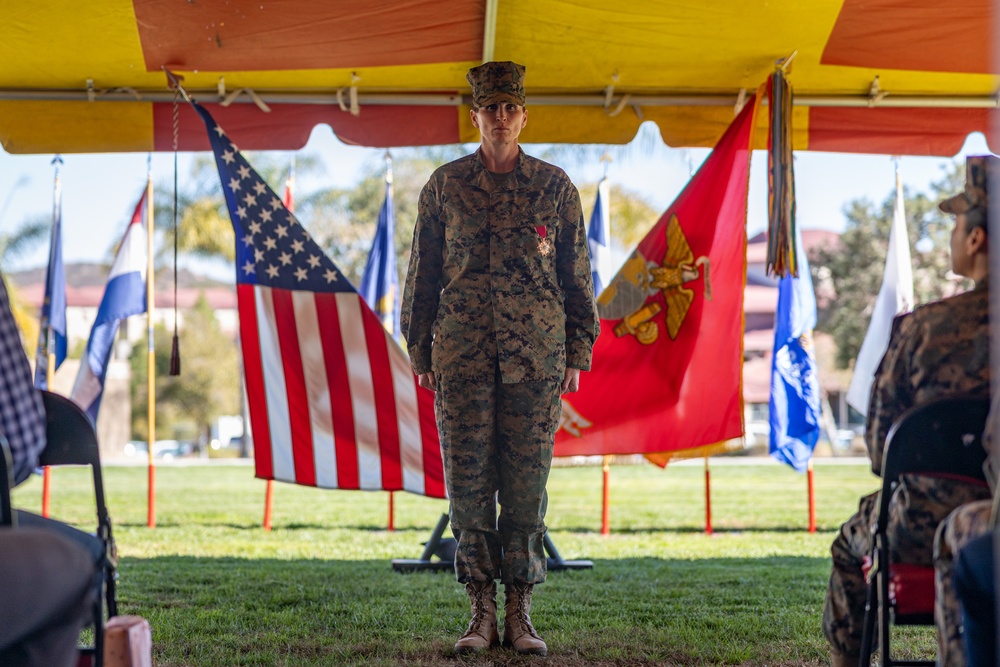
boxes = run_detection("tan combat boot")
[503,583,547,656]
[454,580,499,654]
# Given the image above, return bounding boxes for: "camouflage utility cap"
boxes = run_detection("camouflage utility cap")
[940,155,999,214]
[467,61,526,108]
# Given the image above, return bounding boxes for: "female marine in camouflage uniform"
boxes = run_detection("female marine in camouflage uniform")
[402,61,598,656]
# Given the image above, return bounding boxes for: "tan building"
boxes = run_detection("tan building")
[742,230,855,450]
[9,263,237,458]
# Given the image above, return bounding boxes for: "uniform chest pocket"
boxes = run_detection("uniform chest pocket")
[444,211,489,270]
[494,208,561,293]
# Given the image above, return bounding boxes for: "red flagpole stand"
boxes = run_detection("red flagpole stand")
[601,455,611,536]
[41,466,51,517]
[388,491,395,532]
[807,459,817,533]
[263,479,274,531]
[704,457,713,535]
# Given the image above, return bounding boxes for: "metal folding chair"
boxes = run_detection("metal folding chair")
[859,395,990,667]
[39,390,118,667]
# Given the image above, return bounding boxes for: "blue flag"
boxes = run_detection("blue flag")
[34,166,67,389]
[359,173,400,339]
[768,228,821,472]
[70,190,149,421]
[587,178,611,295]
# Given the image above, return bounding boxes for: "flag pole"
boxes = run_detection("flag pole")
[263,479,274,531]
[41,157,62,518]
[41,335,54,517]
[145,165,157,529]
[807,459,817,533]
[388,491,395,532]
[704,456,713,535]
[601,455,611,536]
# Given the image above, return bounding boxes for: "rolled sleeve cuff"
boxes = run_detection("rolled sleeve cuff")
[409,351,432,376]
[566,342,592,372]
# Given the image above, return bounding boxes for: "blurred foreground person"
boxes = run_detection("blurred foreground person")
[0,273,99,666]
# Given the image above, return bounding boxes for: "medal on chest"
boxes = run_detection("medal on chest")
[534,225,553,256]
[538,236,553,256]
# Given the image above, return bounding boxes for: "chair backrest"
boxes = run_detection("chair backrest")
[39,391,110,533]
[877,395,990,522]
[882,396,990,479]
[0,435,13,526]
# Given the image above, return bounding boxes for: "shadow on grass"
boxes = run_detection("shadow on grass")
[116,521,433,532]
[556,524,837,535]
[115,554,866,667]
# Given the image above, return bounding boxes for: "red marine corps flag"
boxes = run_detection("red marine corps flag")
[194,103,445,498]
[555,92,762,458]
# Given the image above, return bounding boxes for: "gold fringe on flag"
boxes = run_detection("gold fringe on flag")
[766,66,798,278]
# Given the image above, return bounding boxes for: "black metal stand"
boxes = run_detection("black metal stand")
[391,513,593,573]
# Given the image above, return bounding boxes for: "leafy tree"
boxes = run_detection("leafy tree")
[1,213,49,356]
[302,147,465,287]
[148,152,324,264]
[577,181,661,251]
[809,162,967,369]
[129,294,240,444]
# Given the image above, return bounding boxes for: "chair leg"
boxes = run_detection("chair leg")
[878,566,892,667]
[106,564,118,618]
[858,578,877,667]
[93,595,104,667]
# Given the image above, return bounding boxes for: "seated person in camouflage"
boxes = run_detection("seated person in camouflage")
[934,387,1000,667]
[935,497,993,667]
[823,155,995,667]
[402,61,598,657]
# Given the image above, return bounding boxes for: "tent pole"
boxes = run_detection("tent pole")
[0,89,997,110]
[481,0,498,63]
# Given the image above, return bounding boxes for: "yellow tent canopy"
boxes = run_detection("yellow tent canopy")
[0,0,995,155]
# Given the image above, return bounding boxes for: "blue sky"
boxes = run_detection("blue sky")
[0,122,989,281]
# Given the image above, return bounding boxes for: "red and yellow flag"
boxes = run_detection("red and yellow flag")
[554,92,761,459]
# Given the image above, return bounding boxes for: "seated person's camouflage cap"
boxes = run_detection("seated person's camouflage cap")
[940,155,999,214]
[467,61,526,109]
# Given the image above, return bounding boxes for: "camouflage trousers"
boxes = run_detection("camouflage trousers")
[435,375,562,586]
[823,477,989,657]
[934,498,992,667]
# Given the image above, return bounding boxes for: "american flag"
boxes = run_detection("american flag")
[194,104,445,498]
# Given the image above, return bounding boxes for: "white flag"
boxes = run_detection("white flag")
[846,165,914,415]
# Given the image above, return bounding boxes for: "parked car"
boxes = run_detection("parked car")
[123,440,194,460]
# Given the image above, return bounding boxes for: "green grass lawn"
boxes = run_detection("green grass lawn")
[12,458,936,666]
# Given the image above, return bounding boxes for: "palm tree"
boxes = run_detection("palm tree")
[151,153,326,265]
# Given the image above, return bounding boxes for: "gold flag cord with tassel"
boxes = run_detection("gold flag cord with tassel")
[766,63,798,278]
[168,87,181,377]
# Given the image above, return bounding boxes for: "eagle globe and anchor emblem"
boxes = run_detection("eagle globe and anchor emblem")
[558,214,712,438]
[598,214,712,343]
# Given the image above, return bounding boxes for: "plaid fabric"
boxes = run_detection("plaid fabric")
[0,274,46,485]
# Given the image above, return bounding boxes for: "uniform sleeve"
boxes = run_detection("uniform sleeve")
[555,179,599,371]
[401,179,444,376]
[865,312,916,476]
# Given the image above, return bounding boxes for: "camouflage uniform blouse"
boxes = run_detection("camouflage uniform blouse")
[402,148,599,383]
[866,280,990,476]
